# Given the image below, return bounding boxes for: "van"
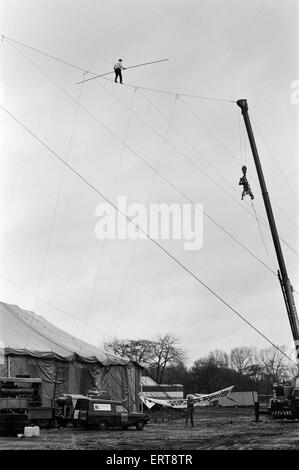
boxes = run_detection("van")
[73,398,149,431]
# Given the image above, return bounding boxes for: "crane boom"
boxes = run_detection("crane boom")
[236,99,299,369]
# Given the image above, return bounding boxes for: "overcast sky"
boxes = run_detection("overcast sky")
[0,0,298,366]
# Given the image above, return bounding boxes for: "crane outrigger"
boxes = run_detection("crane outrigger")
[237,99,299,418]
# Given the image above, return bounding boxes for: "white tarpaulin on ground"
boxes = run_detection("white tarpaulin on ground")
[139,386,234,409]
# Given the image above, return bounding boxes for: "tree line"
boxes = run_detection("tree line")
[104,334,297,395]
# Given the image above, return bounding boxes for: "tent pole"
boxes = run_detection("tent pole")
[7,355,11,378]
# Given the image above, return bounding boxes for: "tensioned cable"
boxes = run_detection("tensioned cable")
[0,102,295,365]
[101,76,235,103]
[91,78,298,262]
[77,59,170,84]
[1,34,91,73]
[108,94,178,333]
[251,201,270,256]
[4,31,298,233]
[0,273,117,339]
[251,115,299,206]
[6,45,284,278]
[237,107,243,165]
[22,63,87,348]
[5,46,289,328]
[80,86,138,348]
[1,34,235,104]
[180,96,299,235]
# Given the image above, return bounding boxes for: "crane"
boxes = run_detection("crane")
[237,99,299,419]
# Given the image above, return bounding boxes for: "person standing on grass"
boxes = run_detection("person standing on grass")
[185,395,195,427]
[114,59,126,84]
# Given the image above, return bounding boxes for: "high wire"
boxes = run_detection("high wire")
[5,41,298,272]
[180,95,299,236]
[91,77,298,257]
[81,87,138,347]
[1,34,235,104]
[101,76,235,103]
[76,59,170,84]
[4,33,297,240]
[5,42,299,276]
[0,101,295,365]
[108,93,178,333]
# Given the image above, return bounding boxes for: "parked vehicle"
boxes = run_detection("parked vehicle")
[56,395,149,430]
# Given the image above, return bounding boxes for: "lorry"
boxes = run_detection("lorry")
[0,376,54,433]
[56,394,150,430]
[269,377,299,418]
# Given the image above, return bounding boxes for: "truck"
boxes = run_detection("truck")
[0,376,54,432]
[56,394,150,430]
[237,99,299,419]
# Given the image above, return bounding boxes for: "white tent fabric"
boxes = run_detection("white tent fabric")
[0,301,127,365]
[0,301,142,410]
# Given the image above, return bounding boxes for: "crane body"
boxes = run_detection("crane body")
[237,99,299,418]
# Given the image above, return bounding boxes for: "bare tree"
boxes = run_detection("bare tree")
[104,334,185,381]
[104,338,155,366]
[207,349,229,368]
[230,346,255,373]
[257,346,291,383]
[149,334,186,383]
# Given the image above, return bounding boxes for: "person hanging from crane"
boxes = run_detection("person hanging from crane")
[114,59,126,84]
[239,165,254,200]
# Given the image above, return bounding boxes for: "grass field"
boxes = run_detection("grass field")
[0,407,298,450]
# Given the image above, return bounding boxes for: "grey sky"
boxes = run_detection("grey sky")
[0,0,298,365]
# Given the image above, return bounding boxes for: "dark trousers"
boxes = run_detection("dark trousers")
[185,411,194,427]
[114,68,123,83]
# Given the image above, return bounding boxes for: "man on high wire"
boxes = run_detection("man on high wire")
[114,59,126,84]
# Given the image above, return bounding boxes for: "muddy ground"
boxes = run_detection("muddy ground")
[0,408,298,450]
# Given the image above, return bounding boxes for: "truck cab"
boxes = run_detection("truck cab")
[270,378,299,419]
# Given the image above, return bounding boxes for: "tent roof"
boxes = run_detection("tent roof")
[0,301,134,366]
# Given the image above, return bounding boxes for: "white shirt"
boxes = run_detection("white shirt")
[114,61,124,70]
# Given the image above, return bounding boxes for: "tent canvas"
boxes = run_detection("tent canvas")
[0,302,142,410]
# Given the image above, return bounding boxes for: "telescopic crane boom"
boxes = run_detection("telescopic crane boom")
[236,99,299,369]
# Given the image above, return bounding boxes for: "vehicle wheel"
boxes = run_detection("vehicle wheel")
[97,421,108,431]
[135,420,144,431]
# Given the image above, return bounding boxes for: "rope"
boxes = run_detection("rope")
[237,108,243,165]
[101,76,235,103]
[0,101,296,365]
[251,201,270,256]
[87,77,280,273]
[4,34,299,235]
[79,87,138,349]
[5,36,298,256]
[108,93,178,333]
[0,272,113,337]
[24,65,86,348]
[2,34,90,73]
[180,96,240,165]
[251,115,299,206]
[1,34,234,103]
[3,48,282,280]
[97,79,299,258]
[175,95,299,248]
[77,59,170,84]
